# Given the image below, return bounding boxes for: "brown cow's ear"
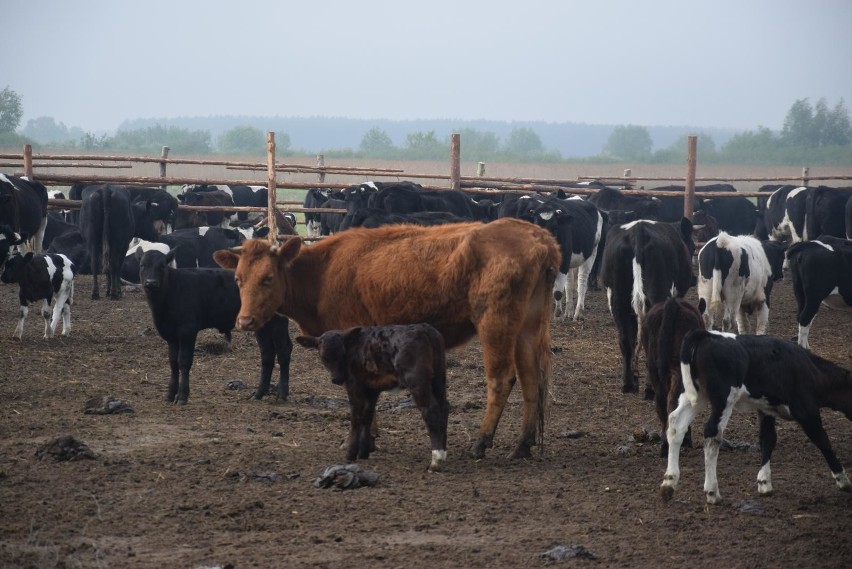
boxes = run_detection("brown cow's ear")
[295,335,319,349]
[213,249,240,269]
[275,236,302,264]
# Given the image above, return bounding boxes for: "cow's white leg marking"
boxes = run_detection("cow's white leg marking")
[798,320,813,349]
[14,305,28,339]
[661,392,701,500]
[754,301,770,335]
[631,258,645,320]
[430,449,447,471]
[704,386,742,504]
[553,272,568,319]
[833,469,852,491]
[757,461,773,495]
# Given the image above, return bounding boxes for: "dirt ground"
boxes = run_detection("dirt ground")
[0,267,850,569]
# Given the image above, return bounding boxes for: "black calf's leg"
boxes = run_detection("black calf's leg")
[407,370,450,471]
[757,413,777,495]
[796,411,852,492]
[176,333,197,404]
[275,327,293,400]
[166,341,180,402]
[357,391,381,460]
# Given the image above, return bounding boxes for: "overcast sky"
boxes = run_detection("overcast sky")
[4,0,851,133]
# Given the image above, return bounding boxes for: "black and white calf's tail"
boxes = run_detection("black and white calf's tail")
[661,330,852,505]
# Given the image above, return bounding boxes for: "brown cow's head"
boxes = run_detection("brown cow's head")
[213,237,302,331]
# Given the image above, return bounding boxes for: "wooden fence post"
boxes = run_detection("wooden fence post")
[450,133,460,189]
[802,167,810,186]
[317,154,325,184]
[477,162,485,177]
[266,132,278,242]
[684,135,697,221]
[23,144,33,180]
[159,146,170,189]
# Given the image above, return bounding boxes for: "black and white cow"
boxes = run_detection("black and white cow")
[764,185,811,243]
[138,248,292,403]
[46,229,91,274]
[588,187,661,221]
[1,251,76,339]
[661,330,852,504]
[157,226,264,269]
[0,174,48,253]
[805,186,852,242]
[182,184,269,224]
[318,197,347,235]
[303,188,337,237]
[0,224,25,273]
[696,232,785,335]
[600,218,695,393]
[79,185,161,300]
[786,236,852,349]
[369,184,475,220]
[121,238,173,284]
[496,193,546,222]
[531,196,604,320]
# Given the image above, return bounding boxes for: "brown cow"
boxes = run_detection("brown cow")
[640,297,705,455]
[214,217,560,459]
[296,323,449,471]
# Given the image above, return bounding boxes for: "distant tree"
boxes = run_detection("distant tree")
[781,98,851,147]
[781,98,816,146]
[105,125,212,154]
[603,125,652,160]
[218,125,266,154]
[654,133,717,163]
[404,130,444,159]
[503,127,544,156]
[359,127,394,156]
[824,99,852,146]
[717,126,778,163]
[21,116,71,144]
[456,127,499,160]
[0,86,24,133]
[79,131,109,151]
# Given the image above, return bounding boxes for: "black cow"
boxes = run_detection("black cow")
[296,323,449,471]
[138,248,292,403]
[763,185,811,243]
[70,184,177,234]
[650,184,737,223]
[661,330,852,504]
[318,198,347,235]
[0,224,25,273]
[183,184,269,224]
[531,196,604,320]
[303,188,339,237]
[786,236,852,349]
[158,226,266,269]
[341,208,467,230]
[176,189,236,229]
[46,229,91,274]
[1,251,76,339]
[0,174,48,253]
[805,186,852,241]
[370,184,475,219]
[699,196,760,237]
[43,214,78,249]
[496,193,546,222]
[600,219,694,394]
[847,195,852,239]
[588,187,661,221]
[79,185,160,300]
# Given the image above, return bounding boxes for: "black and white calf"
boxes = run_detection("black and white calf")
[296,323,449,471]
[600,218,695,393]
[531,196,604,320]
[1,251,76,339]
[661,330,852,504]
[696,232,785,334]
[786,236,852,349]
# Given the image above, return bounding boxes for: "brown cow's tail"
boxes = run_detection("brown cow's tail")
[536,262,558,453]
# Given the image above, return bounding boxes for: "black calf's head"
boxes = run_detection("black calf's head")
[0,252,33,284]
[137,249,175,291]
[296,327,362,385]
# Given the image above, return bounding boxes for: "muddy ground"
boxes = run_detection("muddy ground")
[0,268,850,569]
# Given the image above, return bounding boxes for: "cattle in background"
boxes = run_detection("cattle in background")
[0,224,25,273]
[1,251,76,339]
[640,297,704,456]
[176,189,236,229]
[43,214,78,250]
[182,184,269,224]
[121,238,173,284]
[303,188,337,237]
[46,229,91,274]
[214,218,560,460]
[0,174,48,253]
[847,195,852,239]
[157,226,267,269]
[691,210,719,243]
[496,193,546,222]
[600,219,694,394]
[341,208,467,230]
[79,185,160,300]
[764,185,811,243]
[805,186,852,241]
[650,183,737,223]
[661,330,852,504]
[369,184,475,220]
[588,187,661,221]
[318,197,347,235]
[696,232,785,335]
[296,323,449,471]
[699,195,760,237]
[786,236,852,349]
[531,196,604,320]
[137,248,293,403]
[70,183,177,234]
[47,190,72,223]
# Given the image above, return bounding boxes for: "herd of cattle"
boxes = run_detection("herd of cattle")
[1,172,851,504]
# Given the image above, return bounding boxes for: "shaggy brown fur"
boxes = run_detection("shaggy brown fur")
[215,217,560,460]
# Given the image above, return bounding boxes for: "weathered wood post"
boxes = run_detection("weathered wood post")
[23,144,33,180]
[623,168,632,189]
[159,146,170,189]
[317,154,325,184]
[684,135,697,221]
[477,162,485,177]
[450,133,460,190]
[266,132,278,242]
[802,167,810,186]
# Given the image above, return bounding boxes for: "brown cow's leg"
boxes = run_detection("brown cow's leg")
[471,325,517,459]
[511,334,541,459]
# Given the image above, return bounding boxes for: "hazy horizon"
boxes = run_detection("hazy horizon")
[4,0,851,134]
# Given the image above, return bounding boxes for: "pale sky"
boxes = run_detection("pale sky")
[3,0,851,133]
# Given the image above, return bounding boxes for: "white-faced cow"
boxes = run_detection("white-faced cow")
[1,250,76,340]
[696,232,785,335]
[661,330,852,504]
[0,174,48,254]
[531,196,604,320]
[600,219,694,394]
[296,323,449,471]
[786,236,852,349]
[214,218,560,460]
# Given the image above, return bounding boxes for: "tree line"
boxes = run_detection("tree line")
[1,85,850,165]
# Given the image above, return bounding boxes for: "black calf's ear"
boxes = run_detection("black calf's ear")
[343,327,362,347]
[295,336,320,349]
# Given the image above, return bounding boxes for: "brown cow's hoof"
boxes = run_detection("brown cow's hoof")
[469,439,490,459]
[507,442,532,460]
